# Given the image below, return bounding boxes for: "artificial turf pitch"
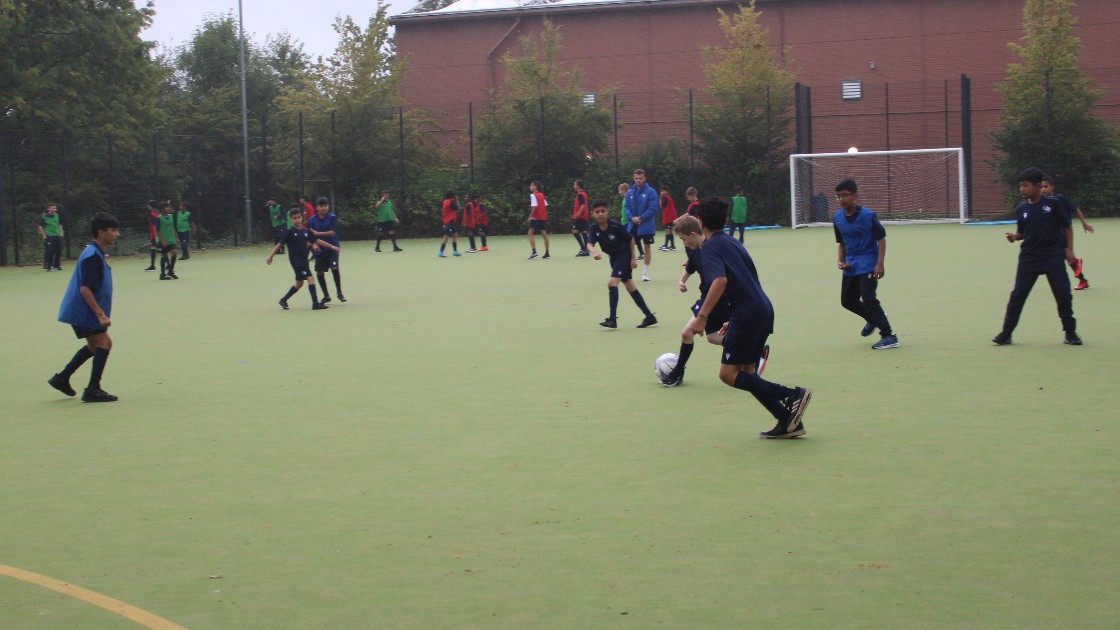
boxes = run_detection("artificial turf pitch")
[2,222,1118,628]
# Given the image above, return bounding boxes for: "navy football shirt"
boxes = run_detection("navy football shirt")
[587,219,633,258]
[699,231,774,334]
[284,227,318,267]
[1016,196,1070,260]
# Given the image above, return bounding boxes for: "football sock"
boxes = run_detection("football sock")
[282,286,299,301]
[375,237,382,249]
[62,346,94,377]
[608,286,619,319]
[479,235,486,247]
[440,243,446,252]
[88,348,110,390]
[452,242,458,252]
[308,285,320,305]
[331,268,342,293]
[159,257,166,275]
[668,234,675,248]
[170,255,177,272]
[643,264,650,277]
[629,289,653,317]
[317,274,330,298]
[573,233,584,249]
[677,341,694,370]
[149,249,156,267]
[468,236,476,249]
[733,372,795,422]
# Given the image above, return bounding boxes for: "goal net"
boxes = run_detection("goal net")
[789,148,967,228]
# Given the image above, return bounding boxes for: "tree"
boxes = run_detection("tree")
[475,19,614,203]
[991,0,1120,211]
[693,1,796,224]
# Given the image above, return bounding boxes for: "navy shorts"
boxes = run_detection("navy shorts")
[72,324,107,339]
[529,219,549,232]
[721,322,769,366]
[609,255,633,282]
[377,221,396,234]
[473,225,489,236]
[635,233,654,245]
[314,249,339,272]
[292,265,313,282]
[442,222,458,236]
[692,300,730,335]
[571,219,588,232]
[158,242,177,253]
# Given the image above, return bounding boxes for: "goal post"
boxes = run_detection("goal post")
[789,148,967,228]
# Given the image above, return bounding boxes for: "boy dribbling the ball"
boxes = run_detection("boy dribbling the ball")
[585,199,657,329]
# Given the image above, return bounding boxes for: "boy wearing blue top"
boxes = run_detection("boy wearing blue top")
[585,199,657,329]
[267,207,338,310]
[693,197,811,439]
[49,212,120,402]
[993,167,1081,346]
[833,179,898,349]
[307,196,345,303]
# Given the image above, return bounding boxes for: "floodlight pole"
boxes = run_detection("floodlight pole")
[238,0,253,243]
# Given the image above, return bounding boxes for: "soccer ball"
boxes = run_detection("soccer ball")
[654,353,678,379]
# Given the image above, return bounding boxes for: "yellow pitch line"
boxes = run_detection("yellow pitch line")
[0,564,188,630]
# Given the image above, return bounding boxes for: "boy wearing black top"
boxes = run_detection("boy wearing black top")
[585,200,657,329]
[267,207,338,311]
[993,167,1081,345]
[693,197,811,439]
[1041,176,1092,290]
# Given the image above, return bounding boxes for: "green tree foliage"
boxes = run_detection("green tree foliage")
[693,1,795,224]
[991,0,1119,213]
[475,19,614,212]
[0,0,163,131]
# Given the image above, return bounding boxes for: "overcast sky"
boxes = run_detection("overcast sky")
[137,0,415,60]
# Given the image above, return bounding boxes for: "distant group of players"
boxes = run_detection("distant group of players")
[47,166,1094,443]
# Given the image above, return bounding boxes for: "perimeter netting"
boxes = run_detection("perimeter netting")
[789,148,966,227]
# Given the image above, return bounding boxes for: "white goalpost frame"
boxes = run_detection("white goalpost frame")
[789,147,967,228]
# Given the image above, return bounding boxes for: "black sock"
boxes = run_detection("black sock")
[573,233,584,250]
[375,237,382,249]
[469,236,477,249]
[309,285,319,305]
[88,348,110,390]
[629,289,653,317]
[282,286,298,301]
[480,235,487,247]
[440,243,446,252]
[62,346,94,377]
[668,234,675,248]
[453,242,458,252]
[733,372,795,422]
[391,235,399,248]
[160,256,166,275]
[677,341,694,371]
[170,256,177,272]
[317,274,329,298]
[149,249,156,266]
[608,286,619,319]
[331,268,342,294]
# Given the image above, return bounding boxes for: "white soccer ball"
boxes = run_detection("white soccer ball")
[847,146,859,154]
[654,353,678,379]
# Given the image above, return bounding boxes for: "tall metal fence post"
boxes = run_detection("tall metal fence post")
[60,132,72,259]
[298,111,305,195]
[613,94,620,179]
[961,74,973,218]
[107,133,116,215]
[192,136,203,250]
[0,132,7,266]
[538,97,546,183]
[688,89,695,186]
[765,85,773,222]
[398,106,405,194]
[9,132,20,266]
[330,110,337,210]
[468,102,475,186]
[152,133,159,200]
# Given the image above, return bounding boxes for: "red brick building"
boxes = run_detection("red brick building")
[392,0,1120,215]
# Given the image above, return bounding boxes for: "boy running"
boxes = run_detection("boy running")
[571,180,590,256]
[308,196,345,303]
[585,199,657,329]
[1041,175,1091,290]
[49,212,120,402]
[693,197,811,439]
[527,181,550,259]
[833,179,898,349]
[267,207,338,310]
[374,190,403,252]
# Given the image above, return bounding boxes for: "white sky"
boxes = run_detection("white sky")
[137,0,415,60]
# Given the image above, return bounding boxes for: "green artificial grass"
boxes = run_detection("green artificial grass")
[2,222,1118,628]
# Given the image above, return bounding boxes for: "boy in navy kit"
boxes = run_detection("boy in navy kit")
[833,179,898,349]
[571,180,590,256]
[585,199,657,329]
[49,212,120,402]
[267,207,338,310]
[693,197,811,439]
[659,215,767,387]
[527,181,550,259]
[308,196,345,303]
[1041,175,1091,290]
[993,167,1081,346]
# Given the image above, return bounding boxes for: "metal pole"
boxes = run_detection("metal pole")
[60,133,72,259]
[238,0,253,243]
[885,82,892,213]
[398,106,405,193]
[0,133,6,265]
[107,133,116,215]
[152,133,159,200]
[688,90,695,185]
[468,102,475,186]
[193,137,203,250]
[766,85,773,223]
[961,74,973,219]
[613,94,620,179]
[298,111,305,195]
[10,132,19,265]
[539,97,546,182]
[330,109,337,210]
